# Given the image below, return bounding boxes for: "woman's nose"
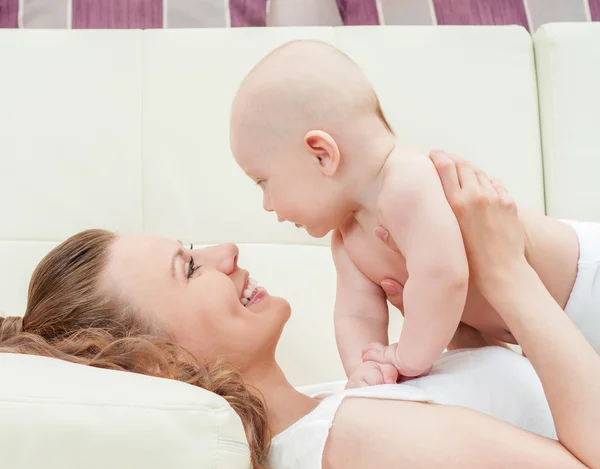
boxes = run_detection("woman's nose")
[197,243,239,274]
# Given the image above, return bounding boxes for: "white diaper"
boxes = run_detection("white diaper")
[561,220,600,354]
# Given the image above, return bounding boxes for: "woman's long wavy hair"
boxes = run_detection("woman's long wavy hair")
[0,229,270,468]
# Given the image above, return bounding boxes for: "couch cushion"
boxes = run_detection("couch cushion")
[0,30,144,240]
[0,353,250,469]
[0,27,545,467]
[0,26,544,386]
[534,23,600,221]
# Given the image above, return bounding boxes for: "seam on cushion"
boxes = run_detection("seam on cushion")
[0,396,235,412]
[0,239,332,247]
[532,32,547,214]
[0,238,64,243]
[141,30,146,233]
[545,32,559,216]
[535,29,558,216]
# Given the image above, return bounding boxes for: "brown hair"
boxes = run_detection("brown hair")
[0,229,270,468]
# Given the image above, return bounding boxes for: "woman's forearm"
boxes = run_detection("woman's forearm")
[487,263,600,469]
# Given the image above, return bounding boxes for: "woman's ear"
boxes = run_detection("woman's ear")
[304,130,340,177]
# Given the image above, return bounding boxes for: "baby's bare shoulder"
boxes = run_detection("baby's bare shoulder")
[379,149,439,209]
[383,148,430,178]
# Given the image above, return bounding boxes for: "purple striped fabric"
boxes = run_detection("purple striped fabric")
[229,0,267,27]
[2,0,600,30]
[336,0,380,25]
[0,0,18,27]
[590,0,600,21]
[433,0,529,29]
[72,0,163,29]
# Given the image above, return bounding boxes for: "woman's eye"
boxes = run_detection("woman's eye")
[186,248,200,279]
[187,260,200,279]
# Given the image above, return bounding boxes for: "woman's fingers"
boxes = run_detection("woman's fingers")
[429,150,462,203]
[374,226,399,252]
[491,178,512,201]
[475,168,496,198]
[380,278,405,313]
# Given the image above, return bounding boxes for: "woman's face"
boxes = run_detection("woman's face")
[102,235,291,371]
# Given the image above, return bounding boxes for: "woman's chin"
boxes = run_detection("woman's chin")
[269,296,292,324]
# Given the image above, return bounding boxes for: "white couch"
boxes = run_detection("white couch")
[0,23,598,468]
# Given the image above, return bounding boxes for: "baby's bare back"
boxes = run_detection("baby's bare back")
[340,199,579,345]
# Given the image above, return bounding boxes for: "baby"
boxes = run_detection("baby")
[229,40,599,382]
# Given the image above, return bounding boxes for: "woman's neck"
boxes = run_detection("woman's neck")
[244,362,319,437]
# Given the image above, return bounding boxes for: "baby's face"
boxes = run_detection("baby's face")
[232,136,346,238]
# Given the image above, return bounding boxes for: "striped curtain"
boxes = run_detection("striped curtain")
[1,0,600,29]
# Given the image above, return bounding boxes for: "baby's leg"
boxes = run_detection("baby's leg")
[561,220,600,354]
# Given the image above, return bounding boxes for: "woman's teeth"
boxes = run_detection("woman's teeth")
[241,278,258,306]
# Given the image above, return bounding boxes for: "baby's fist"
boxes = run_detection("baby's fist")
[345,360,399,390]
[362,342,432,379]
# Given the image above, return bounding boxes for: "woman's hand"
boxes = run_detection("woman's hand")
[363,150,600,469]
[376,151,526,299]
[425,150,600,468]
[427,150,527,296]
[378,277,404,313]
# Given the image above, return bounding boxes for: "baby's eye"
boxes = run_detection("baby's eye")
[256,179,266,187]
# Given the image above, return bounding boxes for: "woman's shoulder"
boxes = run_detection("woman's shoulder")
[269,383,435,469]
[271,347,551,468]
[323,395,445,469]
[269,391,344,469]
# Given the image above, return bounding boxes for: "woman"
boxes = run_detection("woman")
[1,151,599,469]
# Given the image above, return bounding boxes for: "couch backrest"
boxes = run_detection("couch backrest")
[0,25,544,385]
[0,25,555,468]
[534,23,600,221]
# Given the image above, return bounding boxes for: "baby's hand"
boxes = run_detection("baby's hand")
[362,342,432,378]
[345,360,399,390]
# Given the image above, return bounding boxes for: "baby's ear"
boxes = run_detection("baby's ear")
[304,130,340,176]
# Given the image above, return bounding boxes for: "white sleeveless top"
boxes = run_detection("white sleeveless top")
[270,347,556,469]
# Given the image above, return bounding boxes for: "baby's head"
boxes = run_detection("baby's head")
[230,40,394,238]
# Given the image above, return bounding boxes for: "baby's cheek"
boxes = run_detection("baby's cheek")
[286,202,309,222]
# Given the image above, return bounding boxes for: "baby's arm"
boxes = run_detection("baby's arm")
[379,155,469,376]
[332,230,390,378]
